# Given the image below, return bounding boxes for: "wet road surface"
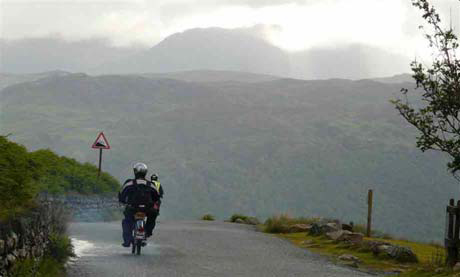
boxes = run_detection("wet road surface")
[67,220,372,277]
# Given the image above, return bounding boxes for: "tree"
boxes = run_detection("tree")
[392,0,460,179]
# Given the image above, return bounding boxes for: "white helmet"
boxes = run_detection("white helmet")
[133,162,148,179]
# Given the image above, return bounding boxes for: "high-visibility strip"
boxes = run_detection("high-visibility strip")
[152,181,161,192]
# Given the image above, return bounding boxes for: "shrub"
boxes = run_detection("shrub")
[201,214,215,221]
[264,214,292,233]
[230,214,248,222]
[264,214,318,233]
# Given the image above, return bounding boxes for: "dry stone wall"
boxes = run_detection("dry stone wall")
[0,202,64,276]
[44,194,122,222]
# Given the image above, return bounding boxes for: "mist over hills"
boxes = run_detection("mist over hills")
[0,70,455,242]
[0,26,410,79]
[100,28,291,77]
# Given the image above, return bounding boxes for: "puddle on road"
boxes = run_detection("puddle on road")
[72,238,96,257]
[71,237,162,258]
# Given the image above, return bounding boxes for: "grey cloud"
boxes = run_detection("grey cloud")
[290,44,411,80]
[0,36,142,73]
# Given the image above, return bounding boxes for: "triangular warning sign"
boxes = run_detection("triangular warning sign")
[92,132,110,149]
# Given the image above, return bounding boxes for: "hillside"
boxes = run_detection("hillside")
[0,71,456,242]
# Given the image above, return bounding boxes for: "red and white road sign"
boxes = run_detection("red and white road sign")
[92,132,110,149]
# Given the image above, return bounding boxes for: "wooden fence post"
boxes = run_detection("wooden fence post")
[446,198,458,267]
[367,189,373,237]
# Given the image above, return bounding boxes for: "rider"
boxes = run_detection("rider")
[148,173,164,233]
[118,163,161,247]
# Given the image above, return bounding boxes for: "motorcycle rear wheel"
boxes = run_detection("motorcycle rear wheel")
[136,241,142,255]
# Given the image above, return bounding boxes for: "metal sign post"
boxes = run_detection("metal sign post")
[91,132,110,178]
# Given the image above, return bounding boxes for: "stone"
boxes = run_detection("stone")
[342,222,354,232]
[18,249,27,259]
[309,222,340,236]
[301,240,314,245]
[454,262,460,272]
[235,218,245,224]
[289,224,312,233]
[325,230,363,244]
[323,223,340,233]
[435,267,444,274]
[309,223,323,236]
[6,236,14,250]
[389,268,406,273]
[326,230,352,240]
[6,254,16,265]
[387,246,418,263]
[343,232,364,244]
[338,254,361,263]
[367,241,392,255]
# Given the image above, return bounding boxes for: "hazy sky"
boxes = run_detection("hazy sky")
[1,0,459,57]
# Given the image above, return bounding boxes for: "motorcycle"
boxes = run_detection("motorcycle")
[131,205,147,255]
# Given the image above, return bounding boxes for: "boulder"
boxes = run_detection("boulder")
[325,230,363,244]
[309,223,323,236]
[387,246,418,263]
[342,223,354,232]
[234,218,245,224]
[343,232,364,244]
[326,230,351,240]
[289,224,311,233]
[309,222,340,236]
[323,223,341,233]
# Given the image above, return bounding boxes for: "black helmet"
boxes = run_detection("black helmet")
[151,173,158,181]
[133,162,148,179]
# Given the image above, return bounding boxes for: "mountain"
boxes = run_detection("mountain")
[0,28,411,80]
[0,70,455,242]
[100,27,291,77]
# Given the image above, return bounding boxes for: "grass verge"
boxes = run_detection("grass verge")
[260,215,455,275]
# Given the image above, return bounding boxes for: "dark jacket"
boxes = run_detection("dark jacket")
[118,178,160,205]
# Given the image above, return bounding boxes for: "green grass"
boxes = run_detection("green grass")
[201,214,215,221]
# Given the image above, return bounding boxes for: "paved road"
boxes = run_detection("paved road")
[67,221,371,277]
